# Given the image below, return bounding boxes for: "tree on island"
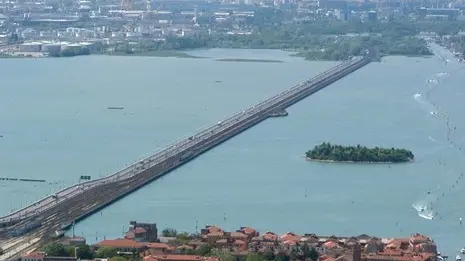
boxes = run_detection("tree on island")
[306,142,414,163]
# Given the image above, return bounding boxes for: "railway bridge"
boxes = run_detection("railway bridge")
[0,54,372,260]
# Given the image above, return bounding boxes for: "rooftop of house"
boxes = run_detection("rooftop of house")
[134,227,147,234]
[97,225,435,261]
[145,255,220,261]
[362,253,435,261]
[24,252,46,259]
[97,238,145,249]
[147,243,171,249]
[240,227,257,235]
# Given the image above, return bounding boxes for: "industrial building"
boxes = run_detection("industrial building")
[62,43,83,53]
[19,42,42,52]
[41,43,62,53]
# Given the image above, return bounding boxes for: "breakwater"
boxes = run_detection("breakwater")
[0,178,46,183]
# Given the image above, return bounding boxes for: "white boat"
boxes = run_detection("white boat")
[461,248,465,254]
[456,254,461,261]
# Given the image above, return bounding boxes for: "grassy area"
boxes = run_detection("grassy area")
[214,58,284,63]
[106,51,205,58]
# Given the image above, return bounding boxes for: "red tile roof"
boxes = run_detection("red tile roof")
[147,243,170,249]
[205,258,220,261]
[207,226,223,233]
[280,232,301,242]
[207,231,224,237]
[241,227,257,235]
[153,255,203,261]
[263,232,278,241]
[145,256,159,261]
[231,232,248,239]
[323,241,338,248]
[410,234,430,244]
[283,240,297,246]
[135,227,147,234]
[363,253,434,261]
[125,231,135,239]
[24,252,46,259]
[98,239,145,249]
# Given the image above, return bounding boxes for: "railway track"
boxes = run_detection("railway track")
[1,178,137,260]
[1,56,372,260]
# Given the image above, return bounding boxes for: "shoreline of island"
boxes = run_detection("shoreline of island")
[305,157,414,164]
[305,142,415,164]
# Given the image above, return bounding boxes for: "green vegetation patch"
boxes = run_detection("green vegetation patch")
[306,142,414,163]
[214,58,284,63]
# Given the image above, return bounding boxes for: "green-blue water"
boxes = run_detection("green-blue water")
[1,46,464,256]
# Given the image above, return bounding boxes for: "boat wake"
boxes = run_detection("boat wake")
[426,78,439,85]
[413,200,435,220]
[436,72,449,78]
[418,210,434,220]
[428,136,440,144]
[412,202,428,212]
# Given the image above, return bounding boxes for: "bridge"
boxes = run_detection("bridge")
[0,54,371,260]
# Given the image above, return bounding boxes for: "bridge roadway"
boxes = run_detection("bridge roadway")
[0,55,371,228]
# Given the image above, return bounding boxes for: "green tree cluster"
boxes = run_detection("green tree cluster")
[245,245,319,261]
[210,249,236,261]
[41,243,93,259]
[112,19,438,60]
[95,246,118,258]
[306,142,414,163]
[162,228,178,237]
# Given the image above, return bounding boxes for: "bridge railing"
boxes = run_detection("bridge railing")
[0,57,368,224]
[136,58,366,163]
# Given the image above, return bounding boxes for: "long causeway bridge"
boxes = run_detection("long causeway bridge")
[0,54,372,260]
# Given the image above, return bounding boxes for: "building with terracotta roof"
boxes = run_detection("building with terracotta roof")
[147,255,220,261]
[22,252,46,261]
[97,239,146,253]
[43,257,77,261]
[262,232,278,241]
[125,221,158,242]
[363,253,435,261]
[147,243,172,255]
[280,232,301,243]
[96,223,437,261]
[240,227,259,238]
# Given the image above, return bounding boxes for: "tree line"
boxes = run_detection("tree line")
[306,142,414,163]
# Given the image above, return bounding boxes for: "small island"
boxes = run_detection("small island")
[306,142,414,163]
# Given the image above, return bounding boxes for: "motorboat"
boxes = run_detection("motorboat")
[461,248,465,254]
[456,254,461,261]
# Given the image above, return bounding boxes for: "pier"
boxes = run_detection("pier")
[0,55,371,260]
[0,178,46,183]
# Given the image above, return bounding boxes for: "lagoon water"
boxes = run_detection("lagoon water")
[1,46,465,255]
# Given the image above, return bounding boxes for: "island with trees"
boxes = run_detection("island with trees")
[305,142,414,163]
